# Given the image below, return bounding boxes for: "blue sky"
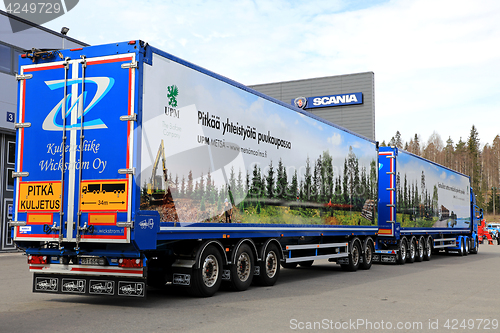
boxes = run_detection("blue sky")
[5,0,499,147]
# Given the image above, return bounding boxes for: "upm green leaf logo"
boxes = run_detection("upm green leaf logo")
[167,85,179,108]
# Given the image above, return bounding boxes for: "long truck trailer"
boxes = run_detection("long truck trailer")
[375,146,482,264]
[10,41,482,298]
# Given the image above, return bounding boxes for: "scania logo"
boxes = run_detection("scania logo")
[42,77,114,131]
[293,97,307,109]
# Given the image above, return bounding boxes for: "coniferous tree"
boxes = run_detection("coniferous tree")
[370,160,377,199]
[314,155,322,201]
[180,176,185,198]
[199,172,205,200]
[322,151,334,201]
[289,170,298,201]
[468,125,481,204]
[206,170,213,204]
[251,164,261,198]
[304,157,312,201]
[237,168,244,202]
[187,171,193,197]
[266,161,275,199]
[229,166,236,198]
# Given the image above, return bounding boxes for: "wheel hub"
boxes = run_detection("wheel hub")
[202,254,219,288]
[237,253,251,282]
[265,251,277,278]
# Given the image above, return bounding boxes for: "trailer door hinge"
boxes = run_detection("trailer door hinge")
[12,171,29,178]
[121,61,138,69]
[118,168,135,175]
[116,221,134,228]
[9,221,26,227]
[120,114,137,121]
[16,74,33,81]
[15,122,31,129]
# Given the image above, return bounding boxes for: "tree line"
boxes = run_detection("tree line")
[167,147,378,215]
[382,125,500,214]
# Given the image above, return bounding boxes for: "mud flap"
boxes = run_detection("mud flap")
[33,273,146,297]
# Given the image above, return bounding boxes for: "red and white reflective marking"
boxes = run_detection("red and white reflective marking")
[29,264,144,277]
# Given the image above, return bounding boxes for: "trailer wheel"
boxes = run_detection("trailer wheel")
[407,237,416,263]
[415,237,424,262]
[424,236,433,260]
[230,243,254,291]
[459,238,465,256]
[341,240,361,271]
[360,238,374,270]
[396,238,407,265]
[299,260,314,267]
[189,245,222,297]
[255,243,280,286]
[470,237,479,254]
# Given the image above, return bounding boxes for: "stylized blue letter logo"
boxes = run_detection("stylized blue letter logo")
[42,77,114,131]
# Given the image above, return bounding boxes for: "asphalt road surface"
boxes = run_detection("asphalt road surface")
[1,245,499,333]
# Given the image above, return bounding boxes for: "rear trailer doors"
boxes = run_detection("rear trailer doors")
[13,53,137,246]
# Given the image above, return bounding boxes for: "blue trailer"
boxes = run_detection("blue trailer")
[375,146,482,264]
[10,41,482,298]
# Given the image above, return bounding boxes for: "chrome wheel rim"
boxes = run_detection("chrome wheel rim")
[352,245,360,266]
[202,254,219,288]
[265,251,278,278]
[237,252,251,282]
[365,244,372,264]
[410,241,415,258]
[400,242,406,261]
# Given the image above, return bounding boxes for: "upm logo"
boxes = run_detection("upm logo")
[42,77,114,131]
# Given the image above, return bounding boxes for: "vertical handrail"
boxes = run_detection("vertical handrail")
[75,56,87,251]
[56,58,71,249]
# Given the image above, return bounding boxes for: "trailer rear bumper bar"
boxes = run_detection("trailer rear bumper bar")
[29,263,144,278]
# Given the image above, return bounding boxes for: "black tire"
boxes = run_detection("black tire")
[230,243,254,291]
[497,237,500,245]
[396,238,407,265]
[341,240,361,272]
[424,236,432,261]
[464,237,469,256]
[299,260,314,267]
[360,238,374,270]
[255,243,280,286]
[407,237,416,263]
[415,237,424,262]
[189,245,223,297]
[280,262,298,269]
[470,237,479,254]
[459,238,465,257]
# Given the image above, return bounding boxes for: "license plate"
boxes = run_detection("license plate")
[80,257,101,265]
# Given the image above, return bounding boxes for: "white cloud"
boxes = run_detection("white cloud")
[327,133,342,146]
[35,0,500,146]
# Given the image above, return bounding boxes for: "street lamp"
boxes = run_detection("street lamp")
[60,27,69,49]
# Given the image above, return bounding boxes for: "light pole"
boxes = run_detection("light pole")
[60,27,69,49]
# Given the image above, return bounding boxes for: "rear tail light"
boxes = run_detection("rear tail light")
[118,258,142,268]
[28,255,48,264]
